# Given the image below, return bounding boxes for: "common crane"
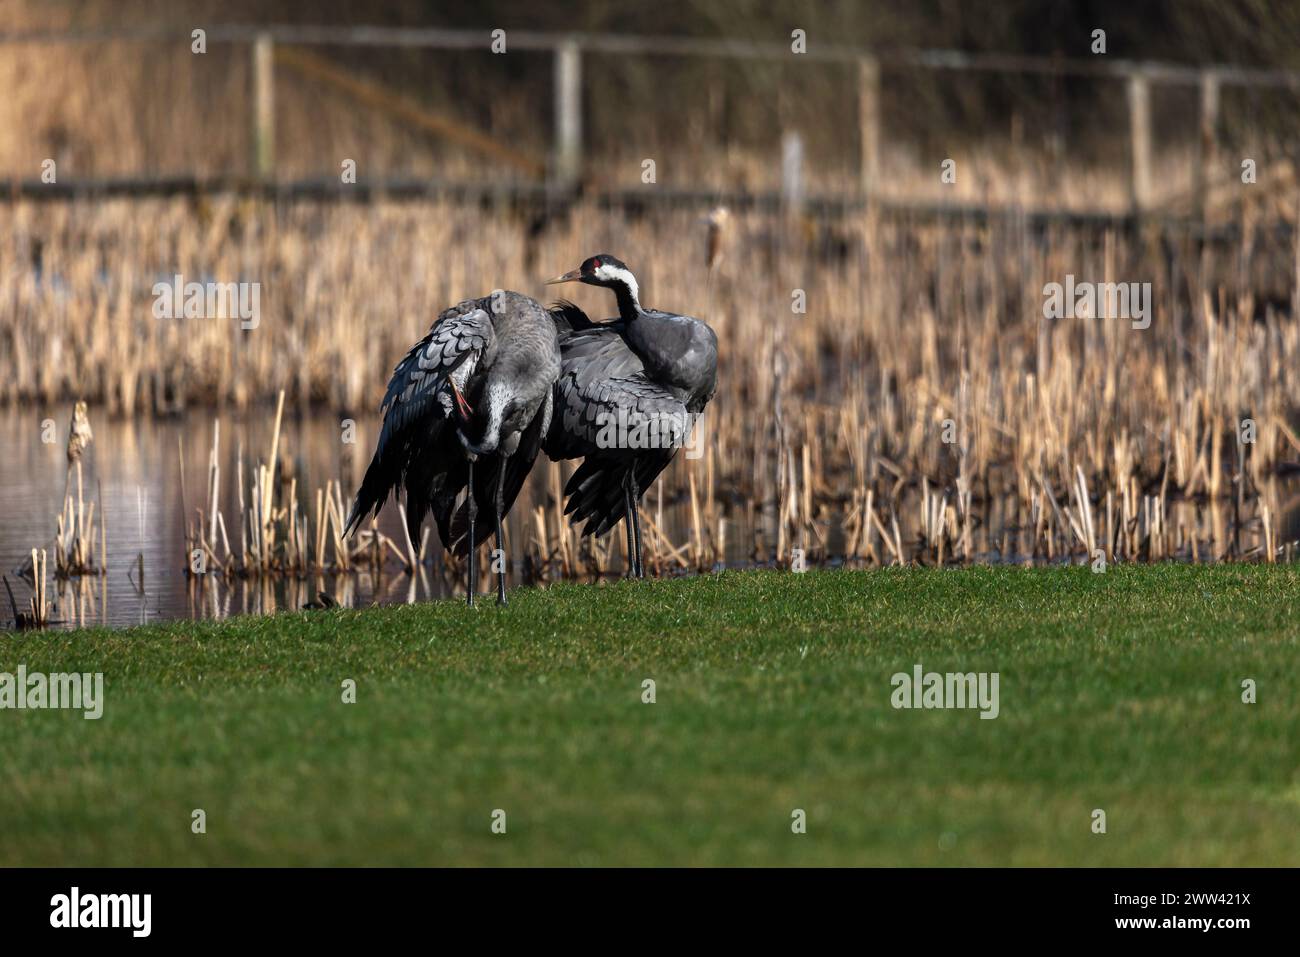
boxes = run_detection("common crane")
[544,255,717,577]
[346,291,561,605]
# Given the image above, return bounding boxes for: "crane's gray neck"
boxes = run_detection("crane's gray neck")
[606,268,641,322]
[461,382,509,456]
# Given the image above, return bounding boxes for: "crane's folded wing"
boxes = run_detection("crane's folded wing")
[344,304,494,535]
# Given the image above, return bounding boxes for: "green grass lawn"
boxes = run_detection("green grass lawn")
[1,564,1298,866]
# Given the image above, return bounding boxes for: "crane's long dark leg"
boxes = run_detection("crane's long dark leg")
[495,458,507,606]
[630,471,644,579]
[466,457,477,607]
[623,478,636,578]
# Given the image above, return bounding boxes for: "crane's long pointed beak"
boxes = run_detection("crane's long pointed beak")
[545,268,583,285]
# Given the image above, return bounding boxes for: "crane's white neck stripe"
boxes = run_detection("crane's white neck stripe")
[597,264,639,304]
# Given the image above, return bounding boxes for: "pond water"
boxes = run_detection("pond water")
[2,405,1298,631]
[0,405,736,630]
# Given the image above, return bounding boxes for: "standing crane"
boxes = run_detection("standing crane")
[544,255,717,577]
[345,292,560,606]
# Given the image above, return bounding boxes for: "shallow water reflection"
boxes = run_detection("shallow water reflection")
[1,405,1297,631]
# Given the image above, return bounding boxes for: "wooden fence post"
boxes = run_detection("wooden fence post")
[1196,69,1219,220]
[858,56,881,200]
[553,39,582,191]
[782,130,805,217]
[252,32,275,179]
[1127,70,1152,214]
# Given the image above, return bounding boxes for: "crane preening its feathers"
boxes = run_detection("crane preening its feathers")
[345,291,560,606]
[345,254,716,605]
[544,254,718,577]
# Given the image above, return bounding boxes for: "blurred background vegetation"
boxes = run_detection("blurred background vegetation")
[3,0,1300,200]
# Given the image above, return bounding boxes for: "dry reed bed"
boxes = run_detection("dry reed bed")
[3,195,1299,583]
[182,399,714,587]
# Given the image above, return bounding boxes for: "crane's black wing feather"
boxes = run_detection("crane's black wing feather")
[548,299,596,333]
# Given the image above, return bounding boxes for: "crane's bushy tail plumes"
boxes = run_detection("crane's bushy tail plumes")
[343,435,414,539]
[563,451,674,538]
[344,415,465,544]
